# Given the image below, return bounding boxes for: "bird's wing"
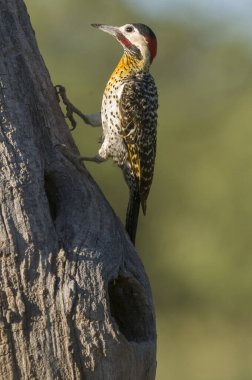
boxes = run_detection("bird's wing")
[119,74,158,213]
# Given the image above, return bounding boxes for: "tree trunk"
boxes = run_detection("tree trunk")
[0,1,156,379]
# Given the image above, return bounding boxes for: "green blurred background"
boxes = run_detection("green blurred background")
[25,1,252,379]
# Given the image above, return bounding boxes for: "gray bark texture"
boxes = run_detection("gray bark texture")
[0,1,156,379]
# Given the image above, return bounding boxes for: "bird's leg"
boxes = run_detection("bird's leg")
[79,154,106,163]
[55,143,106,171]
[55,84,102,130]
[55,85,105,167]
[83,112,102,127]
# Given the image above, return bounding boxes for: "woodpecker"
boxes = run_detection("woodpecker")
[83,23,158,244]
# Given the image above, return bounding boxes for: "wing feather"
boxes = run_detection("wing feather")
[119,72,158,213]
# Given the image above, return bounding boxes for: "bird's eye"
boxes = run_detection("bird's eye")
[125,26,133,33]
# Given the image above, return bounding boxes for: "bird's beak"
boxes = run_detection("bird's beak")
[91,24,119,38]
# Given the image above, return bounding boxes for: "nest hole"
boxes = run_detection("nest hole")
[108,276,155,342]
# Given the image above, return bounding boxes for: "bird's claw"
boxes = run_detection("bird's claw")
[55,84,88,130]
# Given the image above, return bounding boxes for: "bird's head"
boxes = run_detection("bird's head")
[92,23,157,66]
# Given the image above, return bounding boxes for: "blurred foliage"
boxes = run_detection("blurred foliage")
[25,0,252,379]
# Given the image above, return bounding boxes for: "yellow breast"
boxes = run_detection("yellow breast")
[104,53,144,96]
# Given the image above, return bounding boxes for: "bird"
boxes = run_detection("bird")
[82,23,158,245]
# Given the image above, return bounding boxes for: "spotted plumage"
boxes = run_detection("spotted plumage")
[87,23,158,244]
[119,70,158,214]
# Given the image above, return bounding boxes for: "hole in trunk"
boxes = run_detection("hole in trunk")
[44,173,58,221]
[108,276,155,342]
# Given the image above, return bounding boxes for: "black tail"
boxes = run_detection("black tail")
[125,190,141,245]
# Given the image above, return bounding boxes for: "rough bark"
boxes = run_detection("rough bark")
[0,1,156,379]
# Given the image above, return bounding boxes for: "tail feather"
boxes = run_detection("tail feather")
[125,190,141,245]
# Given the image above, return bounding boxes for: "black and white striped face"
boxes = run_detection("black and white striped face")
[91,23,157,65]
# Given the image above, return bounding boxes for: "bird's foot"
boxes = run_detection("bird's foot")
[55,84,89,130]
[55,143,105,168]
[55,143,86,171]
